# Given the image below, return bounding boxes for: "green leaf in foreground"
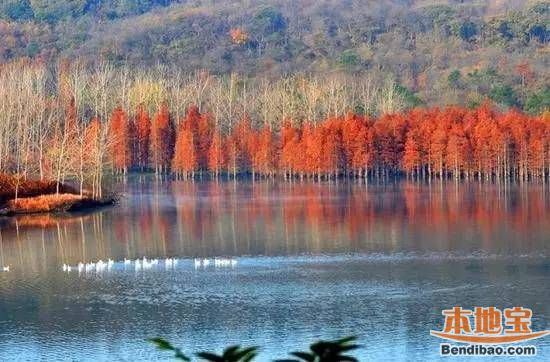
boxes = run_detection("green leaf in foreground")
[276,336,361,362]
[148,337,191,361]
[197,345,258,361]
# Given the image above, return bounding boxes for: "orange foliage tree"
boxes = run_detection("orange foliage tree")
[230,28,249,45]
[84,117,103,197]
[172,125,196,179]
[108,107,131,174]
[61,102,548,182]
[254,126,277,177]
[208,128,225,177]
[150,103,175,174]
[280,122,300,179]
[403,127,422,177]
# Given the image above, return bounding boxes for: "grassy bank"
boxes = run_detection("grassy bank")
[0,173,116,216]
[2,194,115,215]
[0,174,77,203]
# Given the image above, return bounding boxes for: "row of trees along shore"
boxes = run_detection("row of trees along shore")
[108,103,550,182]
[0,62,549,199]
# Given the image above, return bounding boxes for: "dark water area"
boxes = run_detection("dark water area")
[0,178,549,361]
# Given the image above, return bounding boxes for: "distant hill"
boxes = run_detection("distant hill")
[0,0,548,112]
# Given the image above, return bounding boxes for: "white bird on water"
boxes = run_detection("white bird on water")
[195,258,236,268]
[124,258,131,265]
[213,258,238,268]
[96,260,106,272]
[78,263,84,273]
[165,258,172,267]
[145,260,154,269]
[2,265,10,272]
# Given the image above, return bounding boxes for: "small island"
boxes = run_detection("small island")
[0,173,116,216]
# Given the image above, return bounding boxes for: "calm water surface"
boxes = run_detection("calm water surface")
[0,178,549,361]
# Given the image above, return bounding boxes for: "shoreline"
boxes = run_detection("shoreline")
[0,193,117,217]
[0,174,117,217]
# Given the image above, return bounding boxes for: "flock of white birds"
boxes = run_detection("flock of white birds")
[59,257,238,273]
[0,257,238,274]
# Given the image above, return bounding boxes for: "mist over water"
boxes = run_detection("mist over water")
[0,178,549,361]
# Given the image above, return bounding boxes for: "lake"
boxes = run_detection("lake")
[0,178,549,361]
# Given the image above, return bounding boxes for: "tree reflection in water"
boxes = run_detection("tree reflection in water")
[0,178,548,270]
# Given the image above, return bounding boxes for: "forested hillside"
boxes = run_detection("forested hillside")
[0,0,548,113]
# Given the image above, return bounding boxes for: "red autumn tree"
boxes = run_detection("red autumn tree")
[430,111,452,178]
[304,124,324,179]
[341,113,366,176]
[446,122,470,179]
[293,131,308,178]
[172,125,196,178]
[197,112,213,170]
[29,100,548,182]
[108,107,131,174]
[373,118,394,177]
[255,126,276,177]
[280,122,300,178]
[418,109,438,177]
[528,117,547,177]
[208,128,224,177]
[230,28,249,45]
[232,120,255,174]
[150,103,175,174]
[180,104,212,171]
[322,120,344,178]
[403,127,422,176]
[471,104,498,178]
[84,117,102,198]
[355,122,375,177]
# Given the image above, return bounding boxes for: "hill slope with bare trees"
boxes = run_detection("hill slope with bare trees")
[0,0,548,112]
